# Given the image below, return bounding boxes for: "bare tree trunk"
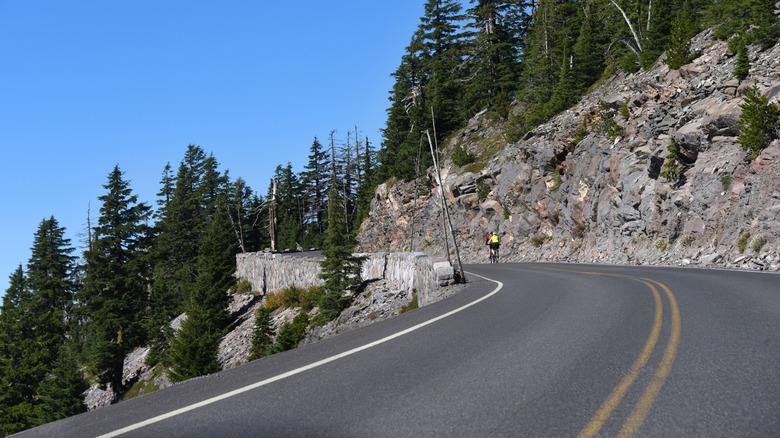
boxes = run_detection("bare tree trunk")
[609,0,643,53]
[269,179,278,253]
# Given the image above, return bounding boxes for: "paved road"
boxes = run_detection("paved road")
[16,263,780,437]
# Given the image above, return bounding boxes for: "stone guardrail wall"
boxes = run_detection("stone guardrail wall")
[235,252,453,306]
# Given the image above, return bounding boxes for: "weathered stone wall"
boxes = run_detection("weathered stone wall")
[235,251,451,306]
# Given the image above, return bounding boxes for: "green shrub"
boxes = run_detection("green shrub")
[400,294,419,313]
[452,144,476,167]
[720,175,733,190]
[477,180,490,201]
[263,285,324,312]
[620,98,630,121]
[737,83,780,161]
[234,278,253,294]
[531,235,552,248]
[660,139,684,183]
[549,171,563,193]
[737,232,751,254]
[503,207,510,220]
[751,236,767,254]
[655,240,668,252]
[682,235,695,246]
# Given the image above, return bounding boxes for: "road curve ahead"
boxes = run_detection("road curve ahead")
[16,263,780,437]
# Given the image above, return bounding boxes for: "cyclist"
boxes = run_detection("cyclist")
[486,232,500,263]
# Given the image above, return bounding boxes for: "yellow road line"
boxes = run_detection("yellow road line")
[617,279,682,437]
[577,278,663,438]
[511,266,682,437]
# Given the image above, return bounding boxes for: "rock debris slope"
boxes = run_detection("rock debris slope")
[359,30,780,271]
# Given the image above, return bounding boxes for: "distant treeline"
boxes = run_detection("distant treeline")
[376,0,779,182]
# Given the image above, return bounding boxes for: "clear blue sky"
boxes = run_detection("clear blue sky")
[0,1,452,295]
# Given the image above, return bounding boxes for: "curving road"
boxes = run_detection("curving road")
[16,263,780,437]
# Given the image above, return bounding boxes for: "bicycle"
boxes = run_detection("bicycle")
[489,245,499,263]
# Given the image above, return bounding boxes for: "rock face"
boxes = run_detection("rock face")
[358,30,780,271]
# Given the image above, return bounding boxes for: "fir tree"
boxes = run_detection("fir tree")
[147,145,215,365]
[26,217,77,367]
[271,312,309,353]
[0,266,36,435]
[0,217,79,434]
[666,2,697,70]
[737,82,780,160]
[248,308,275,360]
[463,0,528,118]
[318,180,364,322]
[733,44,750,80]
[301,137,331,249]
[79,165,151,393]
[31,345,88,426]
[167,302,222,382]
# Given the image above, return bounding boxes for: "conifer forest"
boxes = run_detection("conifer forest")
[1,0,777,434]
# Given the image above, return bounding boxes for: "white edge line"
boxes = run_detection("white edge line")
[98,271,503,437]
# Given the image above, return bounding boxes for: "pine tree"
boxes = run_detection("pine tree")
[79,165,151,393]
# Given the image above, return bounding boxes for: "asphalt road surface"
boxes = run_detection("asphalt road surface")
[16,263,780,437]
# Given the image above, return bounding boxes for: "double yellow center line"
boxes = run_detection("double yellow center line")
[577,273,682,438]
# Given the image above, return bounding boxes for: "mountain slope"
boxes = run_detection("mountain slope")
[359,29,780,271]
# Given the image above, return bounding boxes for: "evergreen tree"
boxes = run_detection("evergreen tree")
[666,1,698,69]
[517,0,583,129]
[248,308,275,360]
[733,44,750,80]
[167,302,222,382]
[379,45,426,182]
[271,312,309,353]
[463,0,528,118]
[379,0,468,182]
[79,165,151,393]
[356,137,377,226]
[0,266,37,435]
[227,177,265,253]
[318,177,364,322]
[270,163,304,252]
[31,345,88,426]
[0,217,79,434]
[737,82,780,160]
[147,145,212,365]
[301,137,331,248]
[571,3,605,92]
[26,217,77,368]
[417,0,468,139]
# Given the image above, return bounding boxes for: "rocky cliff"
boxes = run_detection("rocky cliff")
[358,30,780,271]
